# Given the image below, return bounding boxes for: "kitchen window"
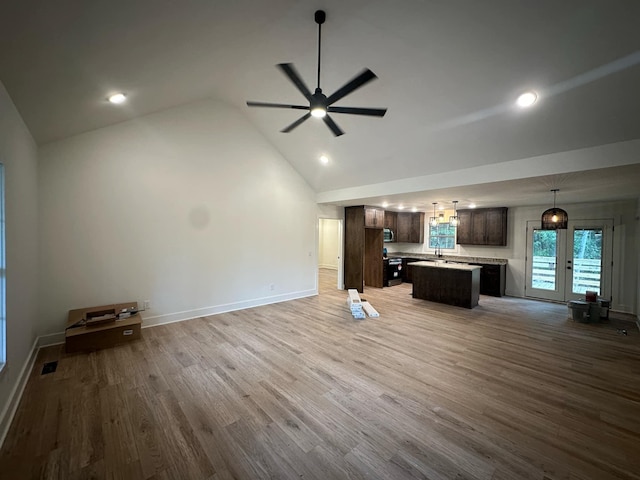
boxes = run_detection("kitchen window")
[428,222,456,250]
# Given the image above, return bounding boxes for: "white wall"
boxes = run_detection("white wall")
[386,200,638,313]
[319,219,340,269]
[0,82,39,439]
[37,99,319,335]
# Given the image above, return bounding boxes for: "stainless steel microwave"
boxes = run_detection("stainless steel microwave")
[383,228,394,242]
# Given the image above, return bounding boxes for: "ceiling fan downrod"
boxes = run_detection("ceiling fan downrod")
[315,10,325,91]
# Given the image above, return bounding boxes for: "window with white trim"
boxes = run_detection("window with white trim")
[428,222,456,250]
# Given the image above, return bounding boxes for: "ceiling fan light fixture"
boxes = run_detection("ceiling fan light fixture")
[245,10,387,136]
[311,107,327,118]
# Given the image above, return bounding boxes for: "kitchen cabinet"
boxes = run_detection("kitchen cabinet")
[396,212,424,243]
[411,262,482,309]
[470,263,506,296]
[384,210,397,231]
[456,207,507,246]
[344,206,384,292]
[364,207,385,229]
[401,257,422,283]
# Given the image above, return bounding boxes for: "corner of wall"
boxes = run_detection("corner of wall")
[0,337,38,449]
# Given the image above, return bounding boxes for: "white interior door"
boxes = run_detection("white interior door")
[525,219,613,302]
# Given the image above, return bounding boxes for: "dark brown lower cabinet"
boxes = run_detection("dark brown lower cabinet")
[412,264,480,309]
[401,258,422,283]
[471,263,506,296]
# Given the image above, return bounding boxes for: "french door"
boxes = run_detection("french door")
[525,219,613,302]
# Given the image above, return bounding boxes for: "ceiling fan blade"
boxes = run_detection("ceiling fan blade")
[326,69,377,106]
[281,112,311,133]
[323,115,344,137]
[247,101,309,110]
[277,63,314,102]
[328,106,387,117]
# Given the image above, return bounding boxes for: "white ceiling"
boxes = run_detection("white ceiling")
[1,0,639,210]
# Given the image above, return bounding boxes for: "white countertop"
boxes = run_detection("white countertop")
[408,261,482,271]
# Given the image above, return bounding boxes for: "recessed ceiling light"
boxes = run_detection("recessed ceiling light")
[319,155,329,165]
[411,207,417,212]
[516,91,537,108]
[469,203,477,209]
[382,202,389,208]
[108,93,127,104]
[398,205,405,210]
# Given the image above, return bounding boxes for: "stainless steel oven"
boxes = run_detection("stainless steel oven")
[386,258,402,286]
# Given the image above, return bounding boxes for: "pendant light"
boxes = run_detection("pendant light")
[449,200,459,227]
[541,189,568,230]
[429,202,438,227]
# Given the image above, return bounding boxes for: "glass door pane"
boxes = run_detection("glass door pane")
[525,221,565,301]
[532,229,557,290]
[571,228,603,295]
[565,221,612,302]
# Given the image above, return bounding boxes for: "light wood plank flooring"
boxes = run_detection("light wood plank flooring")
[1,269,639,479]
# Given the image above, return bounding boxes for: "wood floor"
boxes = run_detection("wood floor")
[1,270,639,479]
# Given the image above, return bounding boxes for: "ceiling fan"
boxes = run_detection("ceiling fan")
[246,10,387,137]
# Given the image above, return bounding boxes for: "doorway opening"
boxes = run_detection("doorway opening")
[318,218,343,291]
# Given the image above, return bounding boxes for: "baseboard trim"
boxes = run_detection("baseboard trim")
[37,332,65,348]
[0,337,39,450]
[141,289,318,328]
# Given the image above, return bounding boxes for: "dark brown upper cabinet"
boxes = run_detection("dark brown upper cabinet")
[396,212,425,243]
[456,207,507,246]
[364,206,385,229]
[384,210,397,231]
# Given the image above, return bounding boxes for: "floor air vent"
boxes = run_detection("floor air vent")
[41,361,58,375]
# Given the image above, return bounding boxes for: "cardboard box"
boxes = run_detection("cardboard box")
[65,302,142,353]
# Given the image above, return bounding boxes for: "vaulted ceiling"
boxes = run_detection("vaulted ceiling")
[1,0,639,209]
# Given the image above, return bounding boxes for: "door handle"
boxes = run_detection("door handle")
[567,266,572,270]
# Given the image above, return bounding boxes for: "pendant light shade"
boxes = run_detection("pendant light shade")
[541,189,568,230]
[449,200,459,226]
[429,202,438,227]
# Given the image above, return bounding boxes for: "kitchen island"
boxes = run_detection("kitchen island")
[409,261,482,309]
